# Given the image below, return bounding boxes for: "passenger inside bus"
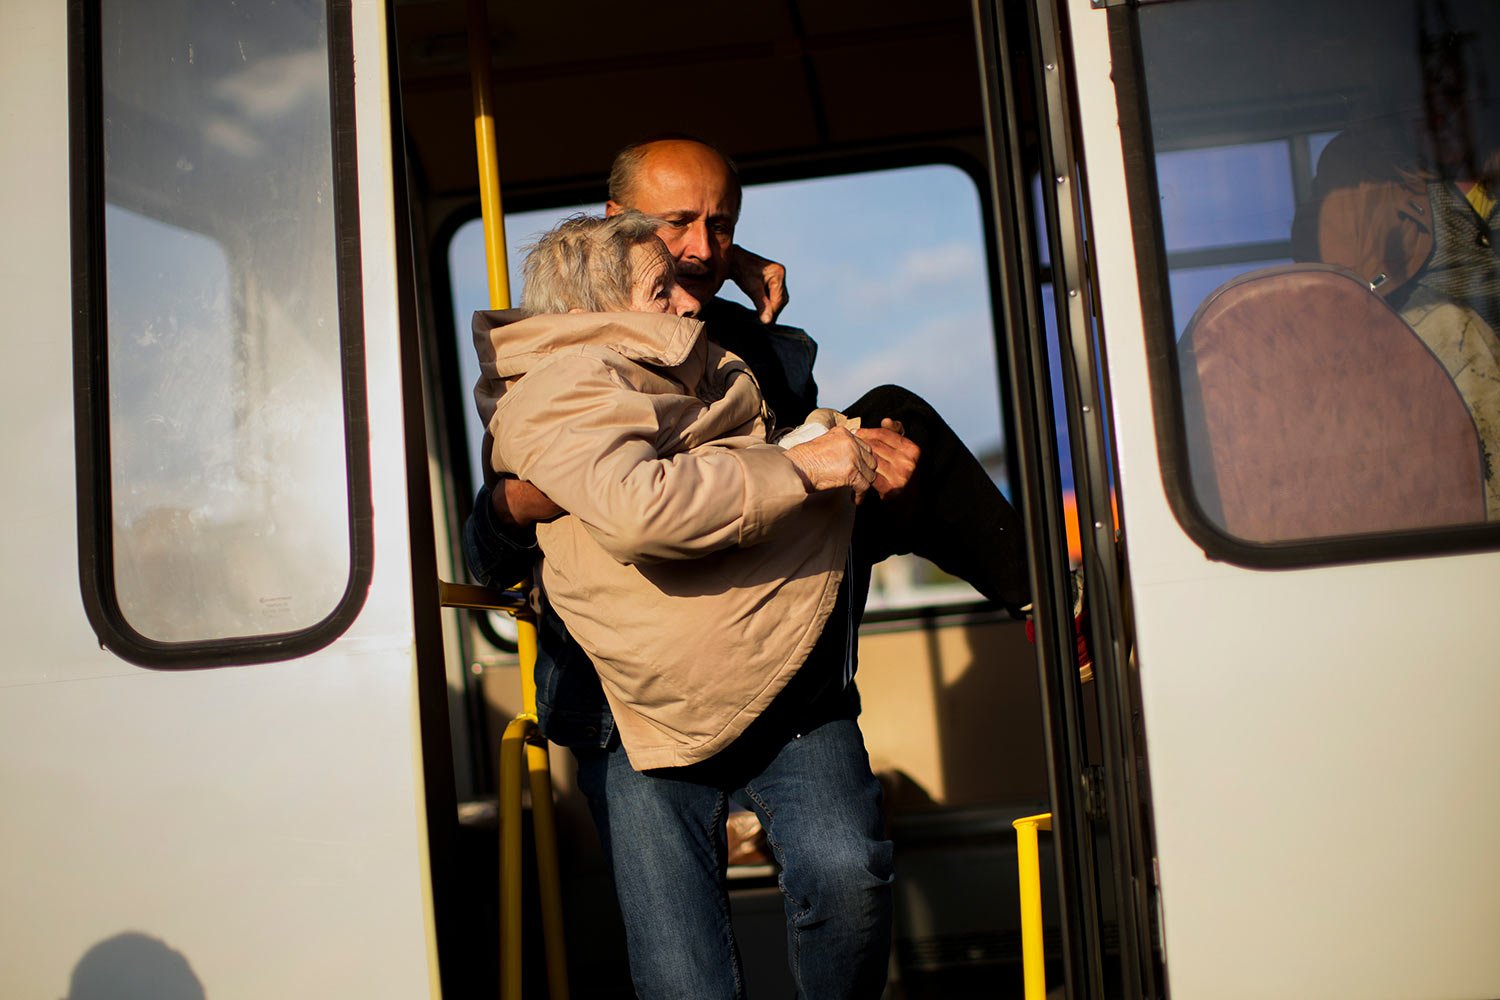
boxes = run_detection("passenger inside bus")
[468,207,1037,998]
[1292,77,1500,517]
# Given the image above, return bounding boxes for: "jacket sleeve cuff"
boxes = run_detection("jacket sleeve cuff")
[732,446,815,546]
[463,483,540,588]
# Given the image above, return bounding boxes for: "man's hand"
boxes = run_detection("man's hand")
[493,476,566,528]
[480,429,566,528]
[729,244,790,324]
[856,419,919,501]
[785,428,877,503]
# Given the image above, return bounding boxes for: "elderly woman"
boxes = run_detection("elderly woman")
[475,211,876,769]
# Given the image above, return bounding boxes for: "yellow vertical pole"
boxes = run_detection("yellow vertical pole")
[1014,813,1053,1000]
[516,610,570,1000]
[466,0,511,311]
[498,713,529,1000]
[465,2,567,998]
[528,744,569,997]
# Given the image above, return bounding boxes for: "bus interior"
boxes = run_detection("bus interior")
[398,0,1500,994]
[393,0,1072,995]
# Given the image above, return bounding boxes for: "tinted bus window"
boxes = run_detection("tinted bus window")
[1131,0,1500,555]
[89,0,364,649]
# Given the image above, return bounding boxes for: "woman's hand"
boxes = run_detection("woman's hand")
[784,427,877,502]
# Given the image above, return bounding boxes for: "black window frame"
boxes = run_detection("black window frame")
[68,0,373,668]
[1108,0,1500,569]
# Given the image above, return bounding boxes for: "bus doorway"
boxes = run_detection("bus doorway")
[395,0,1104,996]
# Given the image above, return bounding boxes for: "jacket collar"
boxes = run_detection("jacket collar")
[474,309,707,377]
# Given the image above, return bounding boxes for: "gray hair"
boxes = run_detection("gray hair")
[520,211,667,315]
[606,135,743,221]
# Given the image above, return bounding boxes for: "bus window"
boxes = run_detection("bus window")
[449,163,1008,609]
[1124,0,1500,558]
[80,0,368,657]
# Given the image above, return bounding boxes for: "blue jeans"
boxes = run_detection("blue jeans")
[574,697,893,999]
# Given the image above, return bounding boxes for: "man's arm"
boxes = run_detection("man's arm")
[494,477,565,525]
[729,244,790,324]
[461,430,568,588]
[480,430,566,527]
[462,481,539,588]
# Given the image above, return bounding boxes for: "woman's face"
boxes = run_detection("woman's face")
[626,241,700,317]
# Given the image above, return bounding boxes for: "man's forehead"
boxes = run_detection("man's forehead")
[631,144,735,210]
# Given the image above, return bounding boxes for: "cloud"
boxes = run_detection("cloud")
[838,242,985,314]
[815,311,1004,454]
[896,242,983,286]
[213,49,328,120]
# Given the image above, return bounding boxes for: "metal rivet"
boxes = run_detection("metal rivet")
[1046,63,1055,71]
[1069,288,1078,297]
[1056,175,1066,185]
[1082,405,1091,413]
[1095,521,1104,530]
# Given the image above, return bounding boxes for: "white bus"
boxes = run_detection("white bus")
[3,0,1496,997]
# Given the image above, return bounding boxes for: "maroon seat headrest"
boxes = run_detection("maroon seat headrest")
[1180,265,1484,542]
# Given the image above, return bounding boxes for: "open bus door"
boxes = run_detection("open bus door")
[1019,0,1500,997]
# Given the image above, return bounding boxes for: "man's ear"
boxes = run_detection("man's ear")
[604,201,623,217]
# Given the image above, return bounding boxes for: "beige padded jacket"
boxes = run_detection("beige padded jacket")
[474,310,854,770]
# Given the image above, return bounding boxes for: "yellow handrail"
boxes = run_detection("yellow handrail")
[498,712,533,1000]
[463,0,566,996]
[1013,812,1052,1000]
[466,0,511,312]
[439,581,528,613]
[494,606,569,1000]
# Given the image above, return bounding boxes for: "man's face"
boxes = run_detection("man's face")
[625,241,700,317]
[608,141,737,303]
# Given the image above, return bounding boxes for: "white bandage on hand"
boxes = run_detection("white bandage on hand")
[776,408,860,449]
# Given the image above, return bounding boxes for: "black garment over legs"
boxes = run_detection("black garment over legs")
[841,385,1031,615]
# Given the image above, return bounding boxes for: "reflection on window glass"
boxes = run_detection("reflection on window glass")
[102,0,351,641]
[1307,130,1338,170]
[1138,0,1500,546]
[452,165,1007,607]
[1156,142,1295,252]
